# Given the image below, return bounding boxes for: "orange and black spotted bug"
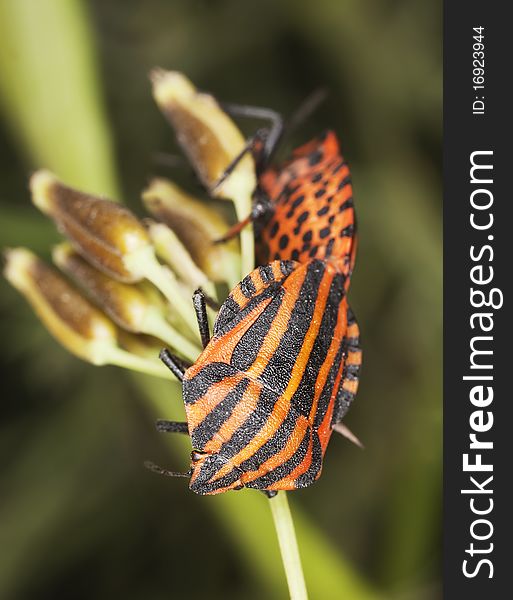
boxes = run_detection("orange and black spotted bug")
[215,103,357,289]
[256,131,356,287]
[147,258,362,497]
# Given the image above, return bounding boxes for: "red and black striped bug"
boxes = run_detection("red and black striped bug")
[215,103,357,290]
[148,258,362,497]
[147,102,362,497]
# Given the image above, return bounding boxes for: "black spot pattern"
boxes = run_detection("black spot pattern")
[279,234,289,250]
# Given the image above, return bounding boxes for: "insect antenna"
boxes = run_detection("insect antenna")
[144,460,192,478]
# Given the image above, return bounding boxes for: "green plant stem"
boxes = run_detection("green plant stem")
[234,196,255,280]
[106,346,174,380]
[269,492,308,600]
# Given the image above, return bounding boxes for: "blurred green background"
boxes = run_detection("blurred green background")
[0,1,441,599]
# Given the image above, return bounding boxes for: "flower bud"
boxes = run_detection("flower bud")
[53,243,200,360]
[4,248,177,377]
[30,170,151,282]
[4,247,118,363]
[150,69,256,202]
[52,243,156,331]
[30,171,198,333]
[146,220,210,290]
[142,178,240,286]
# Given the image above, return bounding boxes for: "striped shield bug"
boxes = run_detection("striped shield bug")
[148,258,362,497]
[214,103,357,289]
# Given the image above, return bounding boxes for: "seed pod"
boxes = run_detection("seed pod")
[30,170,151,282]
[142,178,240,286]
[4,247,118,363]
[117,331,167,360]
[30,171,198,333]
[4,248,176,378]
[146,220,210,291]
[52,243,157,331]
[53,243,200,360]
[150,69,256,202]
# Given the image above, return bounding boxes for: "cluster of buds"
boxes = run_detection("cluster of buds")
[4,71,257,377]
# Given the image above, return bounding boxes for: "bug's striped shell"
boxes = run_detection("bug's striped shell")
[182,259,361,495]
[257,131,357,287]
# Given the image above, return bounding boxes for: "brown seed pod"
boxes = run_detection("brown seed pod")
[31,170,150,282]
[150,69,256,202]
[142,178,240,286]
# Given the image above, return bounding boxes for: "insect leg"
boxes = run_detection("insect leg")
[210,130,265,193]
[155,420,189,434]
[198,289,220,311]
[262,490,278,499]
[213,193,273,244]
[221,103,284,169]
[159,348,190,382]
[192,288,210,349]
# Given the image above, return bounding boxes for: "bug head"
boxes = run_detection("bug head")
[188,450,244,495]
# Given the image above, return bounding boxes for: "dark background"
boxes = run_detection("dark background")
[0,1,441,598]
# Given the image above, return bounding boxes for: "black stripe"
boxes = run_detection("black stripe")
[339,224,355,238]
[331,387,356,424]
[343,363,361,380]
[258,264,275,284]
[240,275,256,298]
[183,362,240,405]
[338,197,354,212]
[280,259,296,277]
[345,337,360,352]
[337,176,352,191]
[346,306,357,325]
[190,379,250,448]
[199,466,244,493]
[213,283,280,337]
[230,288,285,371]
[289,272,345,418]
[237,403,301,472]
[325,237,336,257]
[332,160,346,174]
[258,260,327,395]
[190,455,243,495]
[294,432,323,488]
[245,429,311,490]
[314,341,346,429]
[215,386,281,467]
[213,296,241,332]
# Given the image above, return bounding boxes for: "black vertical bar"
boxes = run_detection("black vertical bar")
[444,3,510,596]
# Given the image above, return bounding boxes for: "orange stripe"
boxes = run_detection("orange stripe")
[278,266,334,399]
[213,266,334,480]
[185,297,273,379]
[269,433,314,490]
[271,260,285,280]
[245,265,308,379]
[318,354,347,452]
[347,350,362,365]
[307,298,347,424]
[342,379,358,395]
[185,375,242,430]
[203,380,262,453]
[230,285,246,308]
[250,268,263,290]
[346,323,359,338]
[237,416,309,486]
